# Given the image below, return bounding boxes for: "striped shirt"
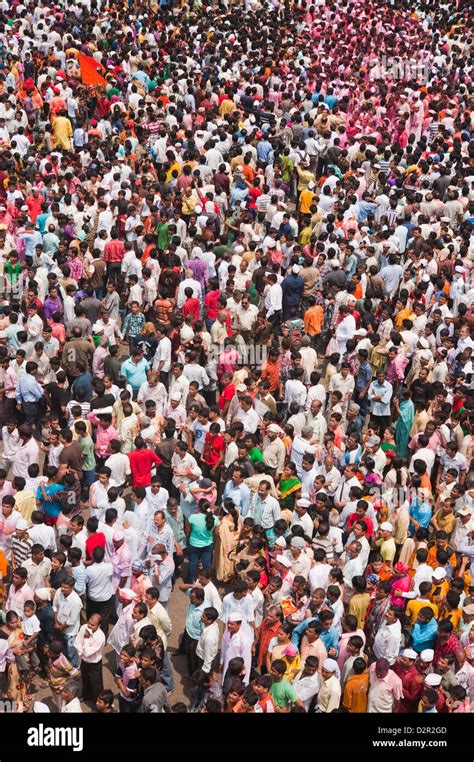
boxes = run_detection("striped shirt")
[11,535,33,568]
[70,563,87,595]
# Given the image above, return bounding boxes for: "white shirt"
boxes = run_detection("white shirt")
[154,336,172,373]
[250,585,264,628]
[105,453,131,485]
[265,282,282,316]
[74,623,106,663]
[28,524,57,553]
[85,562,114,602]
[372,619,402,665]
[284,379,307,408]
[308,563,332,592]
[291,510,314,538]
[199,580,223,615]
[293,669,321,711]
[196,621,220,673]
[52,589,83,636]
[23,556,52,591]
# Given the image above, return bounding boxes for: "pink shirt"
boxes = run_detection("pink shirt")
[87,412,119,458]
[337,628,366,670]
[368,663,403,712]
[7,582,35,616]
[111,542,132,591]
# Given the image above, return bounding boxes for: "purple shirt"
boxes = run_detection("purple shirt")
[43,297,62,321]
[188,258,208,290]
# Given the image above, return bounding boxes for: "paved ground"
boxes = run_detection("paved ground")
[27,557,205,712]
[4,440,202,713]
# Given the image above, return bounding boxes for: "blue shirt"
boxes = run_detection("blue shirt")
[256,140,273,163]
[411,618,438,653]
[368,379,393,416]
[120,357,150,391]
[291,618,339,656]
[355,361,372,393]
[72,372,93,402]
[36,213,50,235]
[185,596,205,640]
[36,483,63,518]
[16,372,44,403]
[222,481,251,518]
[409,498,432,535]
[19,231,43,259]
[71,564,87,595]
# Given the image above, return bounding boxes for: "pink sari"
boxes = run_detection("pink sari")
[389,574,411,608]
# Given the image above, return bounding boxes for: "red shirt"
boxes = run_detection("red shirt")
[203,290,220,321]
[202,433,225,466]
[26,195,43,223]
[104,240,125,264]
[218,383,235,411]
[347,513,374,538]
[181,297,201,322]
[85,532,106,561]
[129,449,162,487]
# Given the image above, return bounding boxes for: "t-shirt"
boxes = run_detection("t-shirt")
[405,599,438,626]
[191,420,211,455]
[269,678,299,709]
[376,537,397,563]
[59,442,83,474]
[85,532,106,561]
[128,449,162,487]
[36,483,64,518]
[188,513,220,548]
[204,290,220,321]
[218,383,235,411]
[203,433,225,466]
[79,435,96,472]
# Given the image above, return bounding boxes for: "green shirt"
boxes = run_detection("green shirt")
[248,447,264,463]
[156,222,170,250]
[80,435,96,472]
[280,156,294,182]
[188,513,220,548]
[270,678,299,709]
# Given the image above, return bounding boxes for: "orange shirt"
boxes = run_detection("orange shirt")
[260,360,280,392]
[256,619,281,667]
[342,672,369,713]
[427,545,456,569]
[0,548,7,578]
[304,305,323,336]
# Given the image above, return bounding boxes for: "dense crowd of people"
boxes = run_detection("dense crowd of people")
[0,0,472,717]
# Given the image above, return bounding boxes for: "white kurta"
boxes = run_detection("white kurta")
[107,601,135,655]
[220,628,252,685]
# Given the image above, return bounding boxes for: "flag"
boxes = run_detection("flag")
[78,53,107,86]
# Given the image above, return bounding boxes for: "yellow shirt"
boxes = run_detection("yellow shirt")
[433,509,456,537]
[52,116,73,150]
[13,489,36,524]
[165,161,181,183]
[348,593,372,629]
[376,537,396,564]
[219,99,235,117]
[299,226,313,246]
[281,654,302,683]
[406,598,438,626]
[299,189,316,215]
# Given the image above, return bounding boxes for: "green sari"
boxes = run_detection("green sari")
[279,477,302,510]
[395,399,414,458]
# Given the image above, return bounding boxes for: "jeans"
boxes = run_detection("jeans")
[22,400,43,439]
[82,469,96,487]
[186,543,213,582]
[161,649,174,692]
[65,633,80,668]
